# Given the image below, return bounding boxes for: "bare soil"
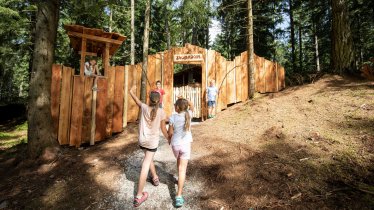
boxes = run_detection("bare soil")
[0,75,373,209]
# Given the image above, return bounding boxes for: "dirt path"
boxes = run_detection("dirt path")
[1,75,373,209]
[108,134,206,209]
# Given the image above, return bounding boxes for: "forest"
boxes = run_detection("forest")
[0,0,373,209]
[1,0,373,104]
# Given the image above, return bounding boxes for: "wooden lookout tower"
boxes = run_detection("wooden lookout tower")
[51,25,127,148]
[64,24,126,76]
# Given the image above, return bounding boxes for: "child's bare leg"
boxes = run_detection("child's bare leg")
[177,159,189,196]
[136,151,155,197]
[149,160,158,179]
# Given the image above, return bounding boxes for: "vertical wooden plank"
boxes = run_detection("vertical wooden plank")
[155,53,162,82]
[226,61,236,104]
[90,77,98,145]
[208,50,216,82]
[265,60,276,92]
[80,38,86,77]
[275,62,279,92]
[216,55,227,111]
[278,63,285,90]
[235,56,242,102]
[123,65,129,127]
[255,56,265,93]
[127,65,138,122]
[163,49,174,116]
[69,76,85,147]
[95,78,108,141]
[113,66,125,133]
[201,47,207,120]
[82,77,93,144]
[51,64,62,136]
[104,43,110,77]
[207,48,216,114]
[106,66,115,137]
[58,66,73,145]
[241,51,248,101]
[147,55,156,100]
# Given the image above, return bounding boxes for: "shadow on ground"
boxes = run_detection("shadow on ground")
[190,129,374,209]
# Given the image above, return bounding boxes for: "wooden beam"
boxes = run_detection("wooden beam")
[104,43,110,77]
[80,38,87,77]
[79,51,97,57]
[90,77,98,145]
[123,65,128,128]
[68,31,123,45]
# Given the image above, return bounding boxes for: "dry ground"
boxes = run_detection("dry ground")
[0,75,373,209]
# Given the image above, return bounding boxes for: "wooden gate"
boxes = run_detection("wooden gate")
[173,85,201,118]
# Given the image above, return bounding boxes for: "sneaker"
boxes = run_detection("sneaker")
[133,192,148,207]
[175,196,184,207]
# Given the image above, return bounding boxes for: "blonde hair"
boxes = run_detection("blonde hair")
[149,91,160,121]
[175,98,191,131]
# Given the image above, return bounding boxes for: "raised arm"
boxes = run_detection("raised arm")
[129,86,142,107]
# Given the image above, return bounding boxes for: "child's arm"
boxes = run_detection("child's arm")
[187,98,194,113]
[167,124,174,145]
[160,120,169,143]
[129,86,142,107]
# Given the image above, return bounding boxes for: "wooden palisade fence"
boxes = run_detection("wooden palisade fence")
[52,44,285,147]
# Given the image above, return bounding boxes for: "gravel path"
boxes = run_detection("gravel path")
[109,129,205,210]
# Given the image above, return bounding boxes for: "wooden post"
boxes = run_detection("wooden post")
[104,43,110,77]
[80,38,87,77]
[90,77,98,145]
[123,65,128,128]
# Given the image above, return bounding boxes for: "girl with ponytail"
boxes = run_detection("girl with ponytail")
[168,97,194,207]
[129,86,169,207]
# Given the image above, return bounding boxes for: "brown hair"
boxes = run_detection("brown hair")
[149,91,160,121]
[175,98,191,131]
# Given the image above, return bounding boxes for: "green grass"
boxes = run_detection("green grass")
[0,121,28,151]
[15,121,27,131]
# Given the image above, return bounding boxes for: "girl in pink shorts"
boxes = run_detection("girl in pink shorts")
[168,98,194,207]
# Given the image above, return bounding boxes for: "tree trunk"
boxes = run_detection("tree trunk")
[289,0,296,72]
[28,0,60,158]
[28,5,36,82]
[206,0,210,49]
[298,24,303,71]
[109,6,113,33]
[313,23,321,72]
[165,8,171,50]
[130,0,135,65]
[248,0,255,99]
[331,0,355,75]
[140,0,151,102]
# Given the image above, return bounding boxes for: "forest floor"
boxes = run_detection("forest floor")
[0,74,374,209]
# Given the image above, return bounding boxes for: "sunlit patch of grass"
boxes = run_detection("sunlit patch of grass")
[0,138,27,148]
[15,121,27,131]
[0,121,28,151]
[0,132,14,139]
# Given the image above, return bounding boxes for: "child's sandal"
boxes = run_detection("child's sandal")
[175,196,184,207]
[133,192,148,207]
[151,177,160,186]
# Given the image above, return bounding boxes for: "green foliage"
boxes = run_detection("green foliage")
[0,0,34,104]
[1,0,374,105]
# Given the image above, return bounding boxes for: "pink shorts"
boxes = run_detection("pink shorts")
[172,143,191,160]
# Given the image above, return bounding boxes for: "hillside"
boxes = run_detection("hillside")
[0,75,373,209]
